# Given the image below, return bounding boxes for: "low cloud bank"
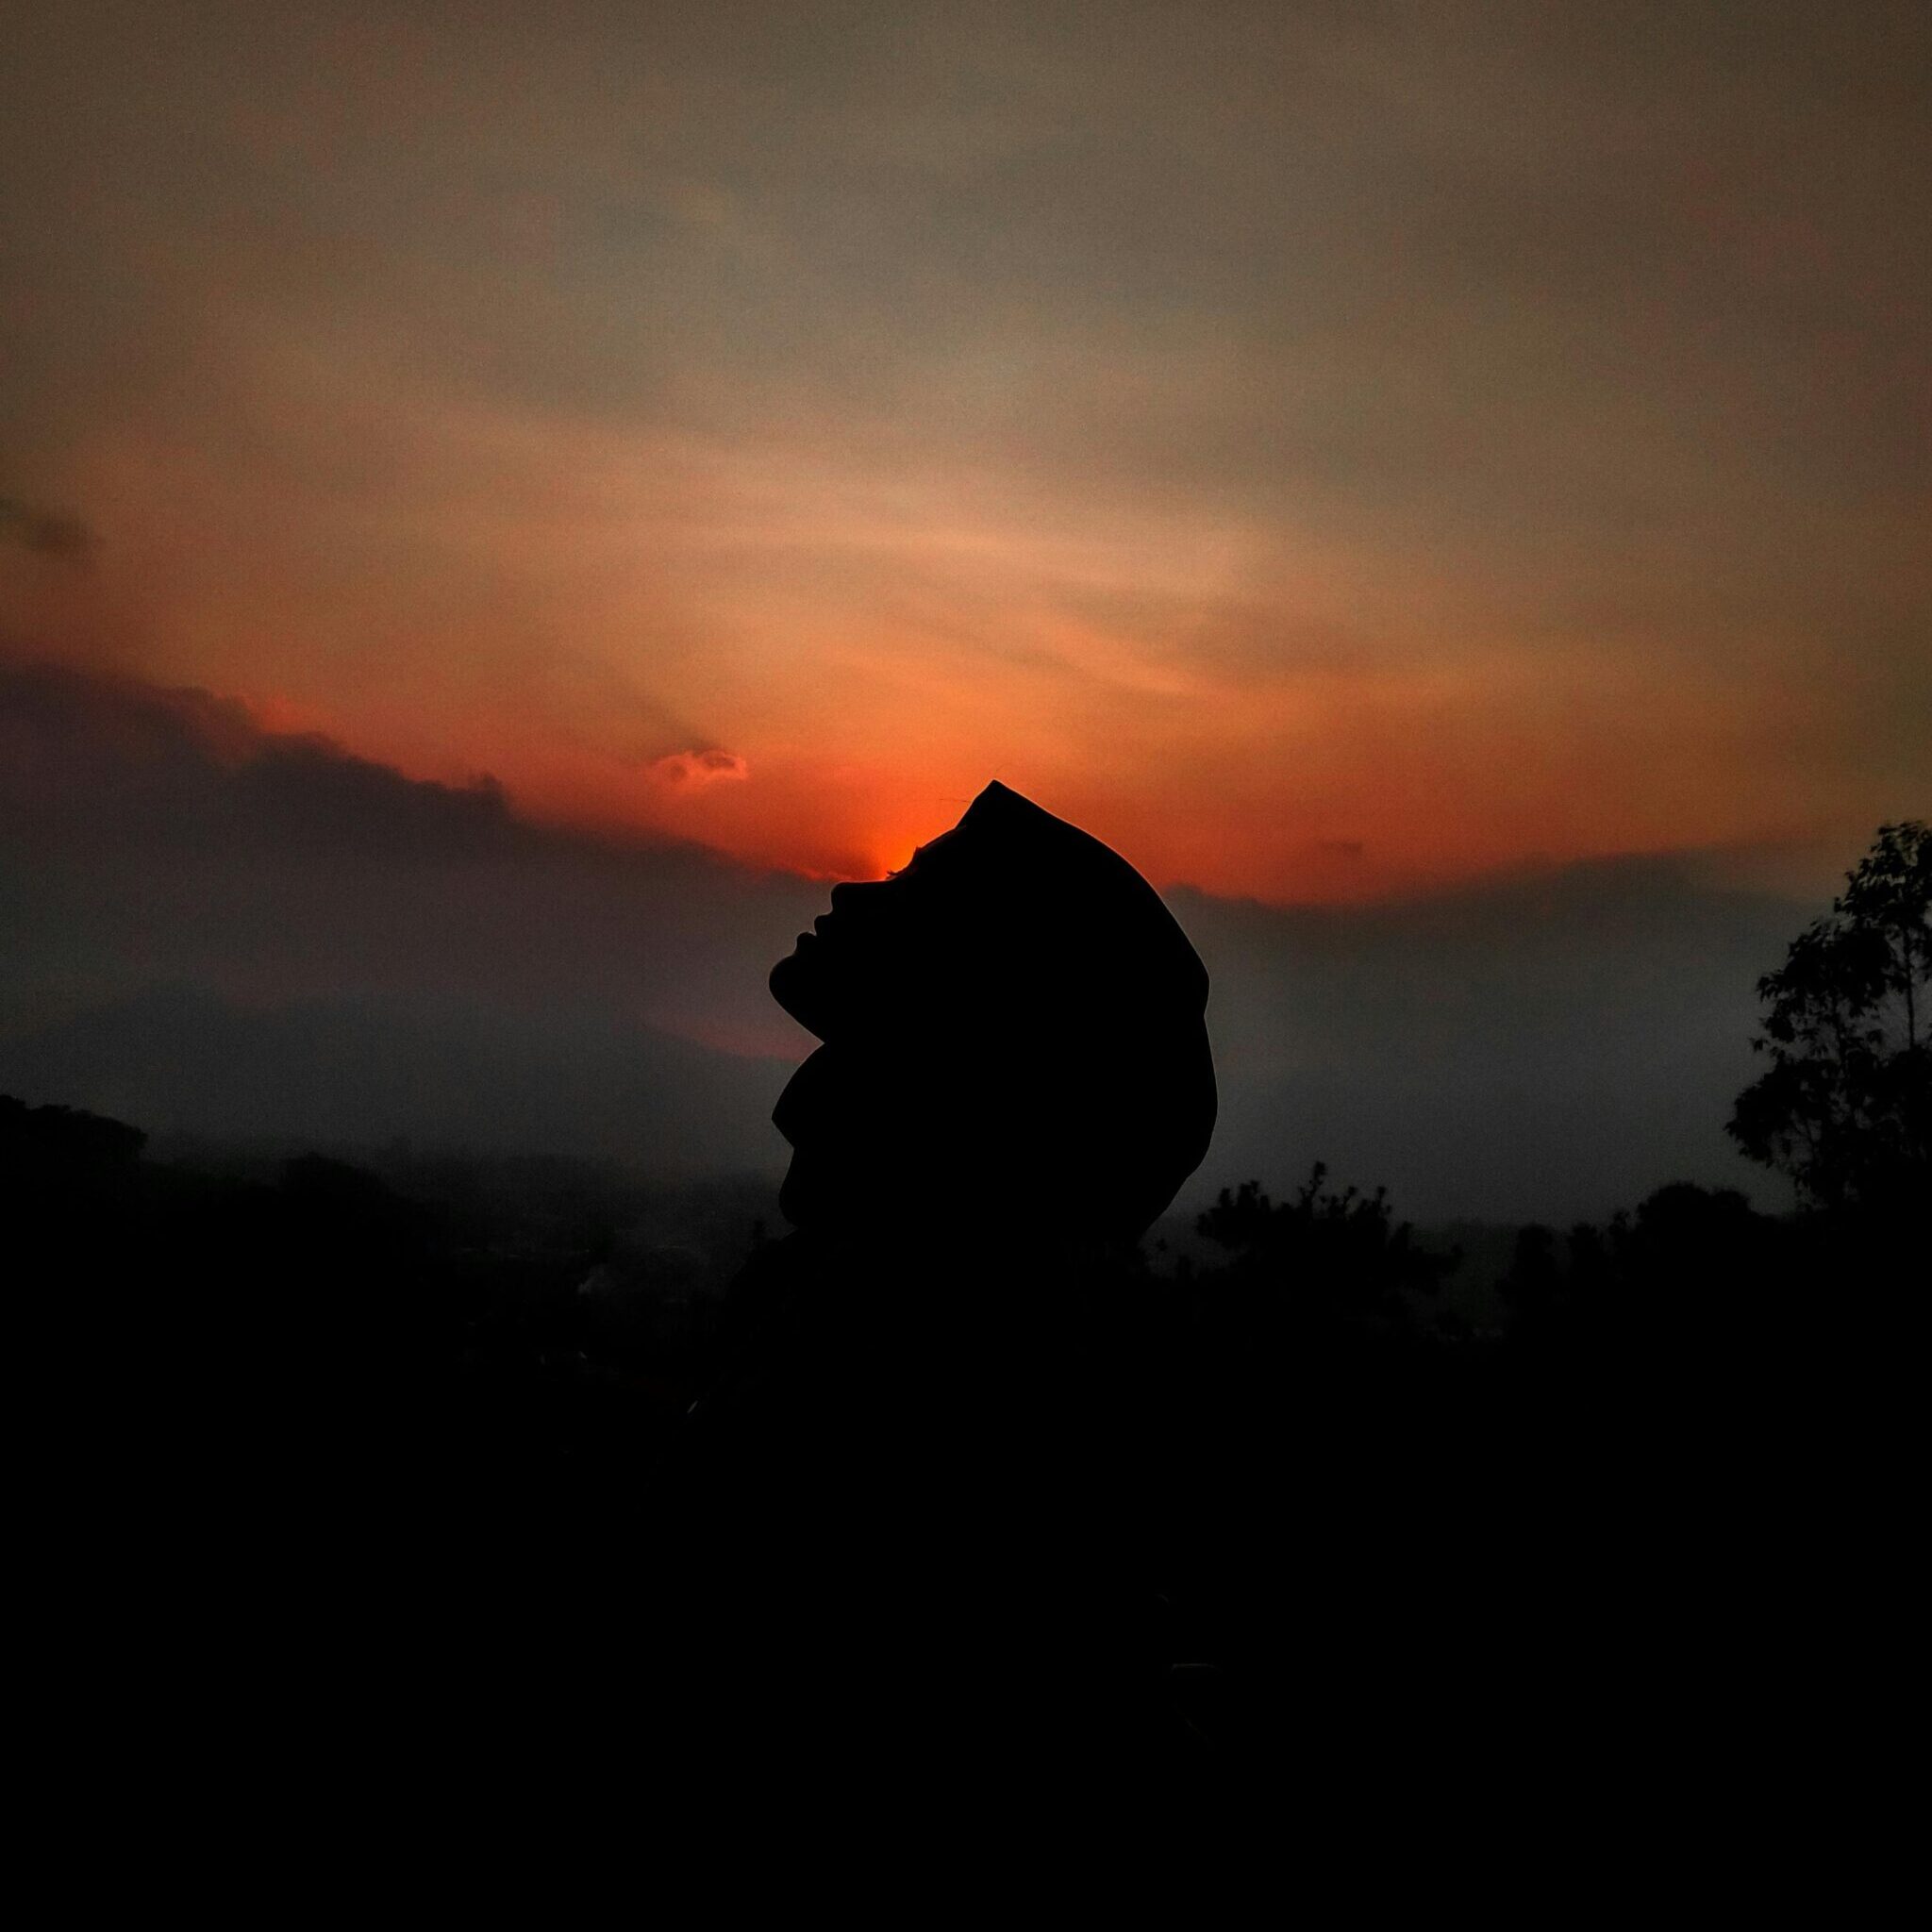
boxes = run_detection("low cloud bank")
[1177,863,1798,1224]
[2,654,1809,1220]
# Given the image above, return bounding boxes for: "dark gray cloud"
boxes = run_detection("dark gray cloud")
[1178,859,1803,1224]
[0,653,822,1165]
[0,498,94,563]
[1,653,1813,1219]
[0,652,819,1011]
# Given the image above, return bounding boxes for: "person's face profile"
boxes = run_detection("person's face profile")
[768,827,983,1044]
[766,779,1215,1240]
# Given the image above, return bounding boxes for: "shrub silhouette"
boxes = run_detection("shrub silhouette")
[1194,1161,1457,1323]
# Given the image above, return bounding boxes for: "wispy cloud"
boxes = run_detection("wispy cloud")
[645,747,749,789]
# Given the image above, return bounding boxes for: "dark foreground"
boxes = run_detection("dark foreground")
[9,1094,1910,1849]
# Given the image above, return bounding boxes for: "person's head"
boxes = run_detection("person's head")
[769,781,1214,1242]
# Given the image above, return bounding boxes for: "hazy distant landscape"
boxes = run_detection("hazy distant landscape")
[2,656,1807,1226]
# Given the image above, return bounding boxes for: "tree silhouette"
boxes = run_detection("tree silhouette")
[1727,820,1931,1209]
[1195,1161,1456,1320]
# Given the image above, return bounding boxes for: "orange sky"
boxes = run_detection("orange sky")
[3,4,1925,903]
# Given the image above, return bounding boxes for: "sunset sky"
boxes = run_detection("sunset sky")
[7,1,1925,902]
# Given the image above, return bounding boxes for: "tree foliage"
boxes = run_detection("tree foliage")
[1727,820,1931,1208]
[1195,1161,1456,1318]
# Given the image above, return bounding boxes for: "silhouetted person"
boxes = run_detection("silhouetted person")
[668,781,1215,1782]
[768,778,1215,1241]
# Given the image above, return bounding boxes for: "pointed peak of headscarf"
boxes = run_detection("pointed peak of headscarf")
[958,779,1208,1013]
